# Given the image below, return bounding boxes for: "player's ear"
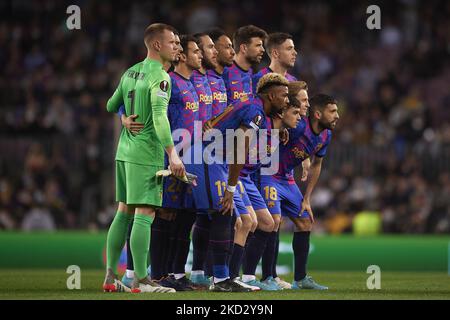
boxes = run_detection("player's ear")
[179,52,187,63]
[154,39,162,52]
[240,43,247,54]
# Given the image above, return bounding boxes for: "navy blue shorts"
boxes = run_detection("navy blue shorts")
[259,175,309,218]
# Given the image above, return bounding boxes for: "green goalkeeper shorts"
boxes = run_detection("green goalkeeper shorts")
[115,160,164,206]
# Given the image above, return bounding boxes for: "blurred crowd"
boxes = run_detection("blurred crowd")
[0,0,449,233]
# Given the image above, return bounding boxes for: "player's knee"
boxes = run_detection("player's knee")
[118,202,130,213]
[135,206,156,217]
[294,218,312,232]
[157,209,176,221]
[240,215,253,233]
[258,216,275,232]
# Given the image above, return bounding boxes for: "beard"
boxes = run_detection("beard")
[202,57,216,70]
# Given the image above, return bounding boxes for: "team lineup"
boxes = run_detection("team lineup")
[104,23,339,293]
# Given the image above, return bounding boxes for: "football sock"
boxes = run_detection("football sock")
[130,214,153,280]
[272,230,280,278]
[209,213,232,280]
[173,212,196,275]
[150,216,171,279]
[241,231,254,270]
[261,231,277,280]
[166,219,179,275]
[191,214,211,272]
[227,215,236,265]
[126,221,134,271]
[106,211,133,274]
[293,231,310,281]
[242,229,270,277]
[229,244,245,279]
[204,246,214,277]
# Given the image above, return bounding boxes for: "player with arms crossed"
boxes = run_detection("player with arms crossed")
[103,23,185,294]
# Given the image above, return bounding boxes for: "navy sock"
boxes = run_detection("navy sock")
[227,215,236,265]
[242,229,270,276]
[126,221,134,271]
[172,212,196,275]
[241,231,254,271]
[209,213,232,279]
[166,219,179,275]
[150,217,170,279]
[229,244,245,279]
[272,230,279,278]
[192,214,211,271]
[204,246,214,277]
[293,231,310,281]
[261,231,277,281]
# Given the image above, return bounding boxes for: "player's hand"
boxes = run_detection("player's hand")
[280,128,290,145]
[168,152,186,178]
[301,158,311,181]
[219,189,234,215]
[301,198,315,223]
[234,216,242,232]
[122,114,144,135]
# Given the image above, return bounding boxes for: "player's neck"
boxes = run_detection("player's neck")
[174,64,193,79]
[309,118,323,135]
[146,51,165,66]
[214,64,225,75]
[234,54,251,71]
[198,66,207,75]
[269,62,288,76]
[271,116,283,129]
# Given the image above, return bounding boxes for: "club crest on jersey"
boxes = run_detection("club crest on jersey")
[160,80,169,92]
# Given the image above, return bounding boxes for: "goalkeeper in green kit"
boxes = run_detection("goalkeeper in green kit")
[103,23,185,293]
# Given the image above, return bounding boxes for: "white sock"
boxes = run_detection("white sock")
[174,273,185,280]
[126,270,134,278]
[191,270,204,276]
[241,275,256,283]
[214,277,229,284]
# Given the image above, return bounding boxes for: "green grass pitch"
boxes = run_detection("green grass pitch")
[1,269,449,300]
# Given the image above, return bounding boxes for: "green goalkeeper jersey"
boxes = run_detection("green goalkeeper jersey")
[106,58,174,166]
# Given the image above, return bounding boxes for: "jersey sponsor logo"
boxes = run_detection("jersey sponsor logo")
[233,91,249,100]
[210,81,217,85]
[292,146,308,159]
[160,80,169,92]
[213,92,227,103]
[196,84,202,88]
[185,101,199,111]
[231,81,239,85]
[199,94,213,105]
[182,90,189,94]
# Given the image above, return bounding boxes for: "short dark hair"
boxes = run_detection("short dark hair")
[232,25,268,53]
[207,27,227,43]
[144,23,178,46]
[193,32,210,50]
[310,94,337,112]
[265,32,293,57]
[179,34,198,54]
